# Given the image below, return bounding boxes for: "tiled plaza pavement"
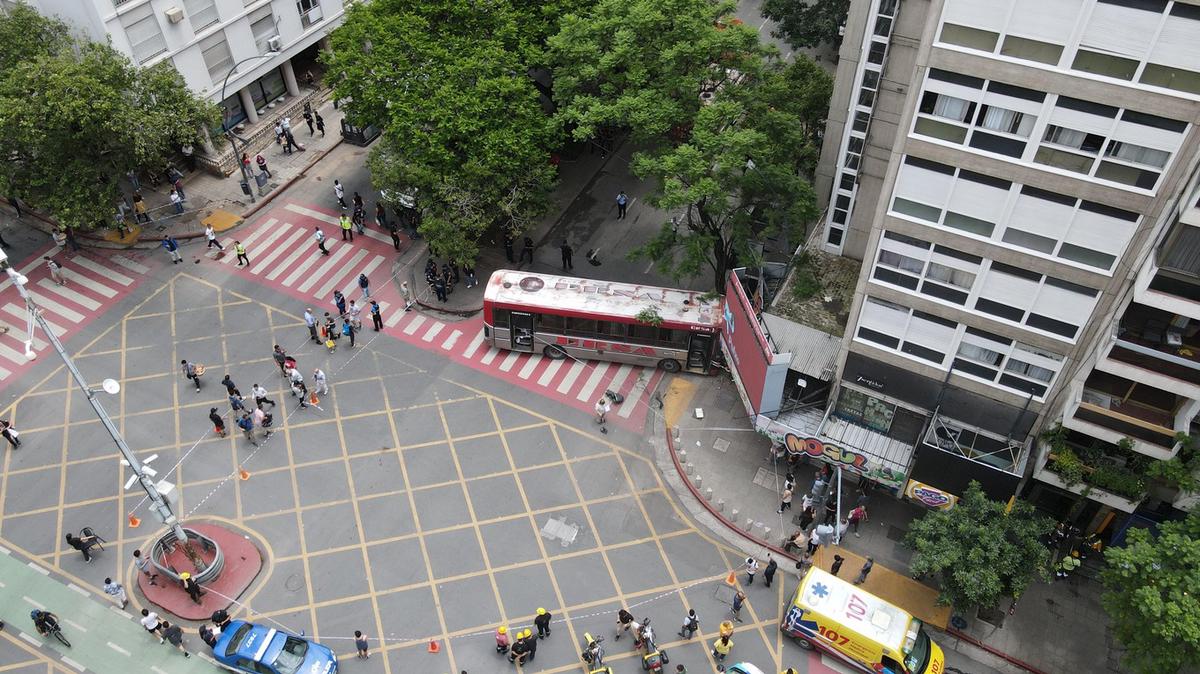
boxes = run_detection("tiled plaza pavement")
[0,269,814,673]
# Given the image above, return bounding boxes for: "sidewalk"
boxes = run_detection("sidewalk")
[649,372,1119,674]
[0,543,213,673]
[4,91,347,249]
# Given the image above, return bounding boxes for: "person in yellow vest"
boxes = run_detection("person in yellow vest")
[234,240,249,266]
[340,213,353,242]
[1056,551,1081,579]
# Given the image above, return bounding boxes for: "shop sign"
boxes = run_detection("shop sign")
[904,479,958,510]
[777,432,906,490]
[854,375,885,391]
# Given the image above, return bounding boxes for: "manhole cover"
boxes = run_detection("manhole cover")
[713,438,730,452]
[284,574,306,592]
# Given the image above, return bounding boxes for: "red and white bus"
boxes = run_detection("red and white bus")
[482,270,723,374]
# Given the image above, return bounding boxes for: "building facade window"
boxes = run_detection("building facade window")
[184,0,220,32]
[297,0,324,28]
[250,6,277,53]
[200,32,234,84]
[120,3,167,64]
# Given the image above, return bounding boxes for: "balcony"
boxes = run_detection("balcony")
[1103,302,1200,390]
[1036,427,1150,510]
[299,3,324,29]
[1066,371,1190,459]
[1137,220,1200,318]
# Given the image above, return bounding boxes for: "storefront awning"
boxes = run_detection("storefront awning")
[761,312,841,382]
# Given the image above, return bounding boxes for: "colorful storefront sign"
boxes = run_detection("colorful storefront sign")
[757,418,907,490]
[904,479,958,510]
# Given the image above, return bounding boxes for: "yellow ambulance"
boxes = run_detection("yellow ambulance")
[780,567,945,674]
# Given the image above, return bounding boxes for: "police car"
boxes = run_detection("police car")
[213,620,337,674]
[726,664,767,674]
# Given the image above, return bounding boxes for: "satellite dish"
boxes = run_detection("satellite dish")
[101,378,121,395]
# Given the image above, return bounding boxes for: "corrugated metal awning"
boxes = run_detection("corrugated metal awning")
[761,312,841,381]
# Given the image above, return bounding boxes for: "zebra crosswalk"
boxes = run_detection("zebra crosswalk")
[222,202,663,425]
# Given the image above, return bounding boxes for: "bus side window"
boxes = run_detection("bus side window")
[567,317,596,335]
[660,328,683,346]
[493,310,510,329]
[539,314,565,331]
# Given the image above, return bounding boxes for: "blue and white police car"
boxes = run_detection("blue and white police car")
[213,620,337,674]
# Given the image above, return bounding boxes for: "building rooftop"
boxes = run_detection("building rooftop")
[768,249,861,336]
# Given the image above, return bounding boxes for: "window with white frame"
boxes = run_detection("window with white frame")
[250,6,276,53]
[200,31,234,83]
[976,104,1034,137]
[872,230,982,305]
[973,263,1100,340]
[120,3,167,64]
[854,297,958,366]
[184,0,219,32]
[298,0,323,28]
[951,327,1063,397]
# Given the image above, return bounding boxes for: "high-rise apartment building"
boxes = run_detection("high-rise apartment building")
[4,0,349,168]
[812,0,1200,532]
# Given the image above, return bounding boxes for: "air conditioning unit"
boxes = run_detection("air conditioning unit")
[164,6,184,23]
[266,35,282,52]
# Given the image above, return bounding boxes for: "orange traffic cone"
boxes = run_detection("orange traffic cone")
[725,570,737,586]
[310,391,319,405]
[128,514,141,528]
[239,468,251,481]
[427,640,440,654]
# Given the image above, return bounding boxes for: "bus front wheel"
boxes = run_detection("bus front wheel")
[794,636,815,650]
[543,345,567,360]
[658,359,681,373]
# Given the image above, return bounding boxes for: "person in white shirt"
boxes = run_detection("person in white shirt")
[744,557,759,585]
[334,180,346,209]
[205,224,224,250]
[313,368,328,396]
[314,227,329,255]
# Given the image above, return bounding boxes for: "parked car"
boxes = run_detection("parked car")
[212,620,337,674]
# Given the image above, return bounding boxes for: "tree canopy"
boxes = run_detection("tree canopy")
[326,0,558,262]
[0,4,218,230]
[1101,511,1200,674]
[904,481,1052,610]
[548,0,771,143]
[760,0,851,50]
[629,58,828,292]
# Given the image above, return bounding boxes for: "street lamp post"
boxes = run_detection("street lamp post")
[0,250,188,544]
[220,53,279,204]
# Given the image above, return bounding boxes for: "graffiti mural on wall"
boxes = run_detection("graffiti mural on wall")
[781,433,906,490]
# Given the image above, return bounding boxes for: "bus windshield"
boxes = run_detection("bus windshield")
[903,627,932,673]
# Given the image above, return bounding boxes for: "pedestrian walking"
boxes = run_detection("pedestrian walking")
[370,300,383,331]
[777,486,793,513]
[594,396,611,430]
[355,631,369,659]
[217,374,236,395]
[170,189,184,214]
[133,193,151,223]
[252,406,273,438]
[711,634,733,662]
[352,192,364,213]
[530,607,551,638]
[315,112,325,136]
[181,572,205,604]
[140,609,165,643]
[375,203,387,229]
[234,240,250,266]
[103,577,128,609]
[348,299,363,328]
[744,556,759,585]
[853,557,874,585]
[388,223,402,251]
[162,235,182,263]
[209,407,226,437]
[256,153,271,178]
[616,190,628,219]
[799,503,816,531]
[305,308,319,343]
[830,554,845,577]
[133,549,158,585]
[730,590,745,622]
[615,608,634,640]
[824,497,838,525]
[181,359,202,392]
[162,621,190,657]
[172,174,186,200]
[272,345,288,375]
[274,120,284,145]
[313,368,328,396]
[678,609,699,639]
[352,206,365,234]
[205,224,224,250]
[340,213,353,241]
[314,227,330,255]
[332,290,347,317]
[560,241,573,270]
[519,236,534,264]
[464,264,477,288]
[44,257,65,285]
[849,504,867,537]
[401,281,414,311]
[503,233,515,262]
[764,555,778,588]
[251,383,276,409]
[433,277,448,302]
[237,413,257,446]
[334,180,346,209]
[303,109,314,135]
[811,472,827,499]
[229,391,246,413]
[342,320,356,347]
[0,419,18,448]
[358,272,371,298]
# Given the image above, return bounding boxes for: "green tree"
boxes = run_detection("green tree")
[760,0,851,50]
[327,0,557,262]
[904,482,1052,610]
[629,58,827,292]
[548,0,771,143]
[0,4,218,230]
[1101,511,1200,674]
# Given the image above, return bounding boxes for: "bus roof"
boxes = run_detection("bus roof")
[484,270,721,328]
[796,567,913,649]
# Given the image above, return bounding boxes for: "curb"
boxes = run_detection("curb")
[946,629,1050,674]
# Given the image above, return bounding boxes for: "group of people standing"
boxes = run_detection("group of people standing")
[424,257,477,303]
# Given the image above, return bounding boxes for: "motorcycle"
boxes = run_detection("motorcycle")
[580,632,611,673]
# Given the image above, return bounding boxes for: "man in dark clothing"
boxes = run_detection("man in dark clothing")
[370,300,383,331]
[503,233,515,262]
[66,532,100,562]
[272,345,288,375]
[0,419,19,448]
[615,608,634,640]
[162,621,190,657]
[560,241,573,270]
[519,237,534,264]
[830,554,845,577]
[209,408,226,437]
[824,498,838,525]
[182,573,204,604]
[854,557,874,585]
[181,360,201,392]
[434,277,448,302]
[507,636,527,665]
[199,624,218,647]
[220,375,239,396]
[388,223,402,251]
[521,630,537,661]
[764,555,778,588]
[534,608,552,638]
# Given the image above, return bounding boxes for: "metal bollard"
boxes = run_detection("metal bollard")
[744,518,754,531]
[678,449,687,463]
[685,462,694,475]
[694,474,703,489]
[762,526,771,540]
[716,498,725,512]
[704,487,714,501]
[730,509,739,522]
[673,426,681,443]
